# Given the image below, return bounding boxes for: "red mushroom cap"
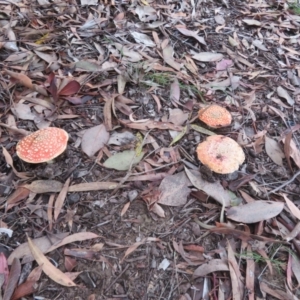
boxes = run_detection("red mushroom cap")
[16,127,69,163]
[198,105,232,128]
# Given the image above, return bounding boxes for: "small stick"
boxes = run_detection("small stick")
[105,264,129,293]
[266,169,300,196]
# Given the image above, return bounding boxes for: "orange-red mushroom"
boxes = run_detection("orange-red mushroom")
[198,105,232,128]
[16,127,69,163]
[197,135,245,174]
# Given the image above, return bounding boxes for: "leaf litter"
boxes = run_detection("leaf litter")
[1,0,300,298]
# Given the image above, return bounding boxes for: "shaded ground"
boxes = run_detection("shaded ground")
[1,0,300,299]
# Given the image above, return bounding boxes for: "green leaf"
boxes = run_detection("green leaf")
[191,124,216,136]
[169,126,187,146]
[75,61,101,71]
[103,150,144,171]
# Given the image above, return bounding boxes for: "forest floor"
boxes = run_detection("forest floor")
[1,0,300,299]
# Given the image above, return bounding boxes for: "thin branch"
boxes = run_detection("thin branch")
[266,169,300,196]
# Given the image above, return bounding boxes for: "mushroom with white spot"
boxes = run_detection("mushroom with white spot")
[198,105,232,128]
[196,135,245,174]
[16,127,69,163]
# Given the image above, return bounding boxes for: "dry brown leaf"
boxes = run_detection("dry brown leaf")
[176,26,206,45]
[3,26,18,51]
[150,203,165,218]
[8,232,99,265]
[282,137,300,169]
[256,248,273,275]
[170,78,180,105]
[2,147,31,179]
[173,241,204,266]
[210,226,286,244]
[120,201,130,217]
[3,258,21,300]
[46,232,100,253]
[291,254,300,286]
[8,233,69,265]
[6,187,30,212]
[265,136,285,166]
[163,44,181,71]
[131,32,155,47]
[185,168,240,207]
[227,200,284,223]
[27,235,76,287]
[277,86,294,106]
[228,174,256,191]
[282,194,300,221]
[168,109,189,126]
[4,69,33,89]
[11,266,43,300]
[193,259,229,278]
[283,130,293,172]
[239,190,256,203]
[243,19,261,26]
[215,15,225,25]
[47,194,55,231]
[117,74,127,94]
[108,131,136,146]
[54,177,70,221]
[158,172,190,206]
[68,181,119,192]
[4,69,47,96]
[11,103,36,120]
[103,96,114,131]
[260,282,295,300]
[24,180,119,193]
[120,119,182,131]
[115,101,133,116]
[252,39,268,51]
[120,237,160,263]
[225,47,255,68]
[23,180,63,193]
[81,124,110,157]
[0,122,31,137]
[0,252,8,288]
[118,173,168,182]
[227,242,243,298]
[192,52,223,62]
[151,94,162,112]
[65,256,77,272]
[268,105,287,125]
[245,245,255,300]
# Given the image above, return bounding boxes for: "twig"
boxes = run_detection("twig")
[104,264,129,293]
[130,160,181,176]
[266,169,300,196]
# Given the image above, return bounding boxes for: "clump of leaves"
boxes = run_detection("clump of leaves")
[237,249,285,273]
[144,72,172,86]
[179,83,205,100]
[289,2,300,14]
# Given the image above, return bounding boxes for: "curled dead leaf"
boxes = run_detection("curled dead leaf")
[27,235,76,287]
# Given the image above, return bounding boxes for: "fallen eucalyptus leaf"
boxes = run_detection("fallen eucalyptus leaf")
[103,150,144,171]
[81,124,109,157]
[227,200,284,223]
[265,136,285,166]
[277,86,294,106]
[192,52,223,62]
[243,19,261,26]
[185,168,241,207]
